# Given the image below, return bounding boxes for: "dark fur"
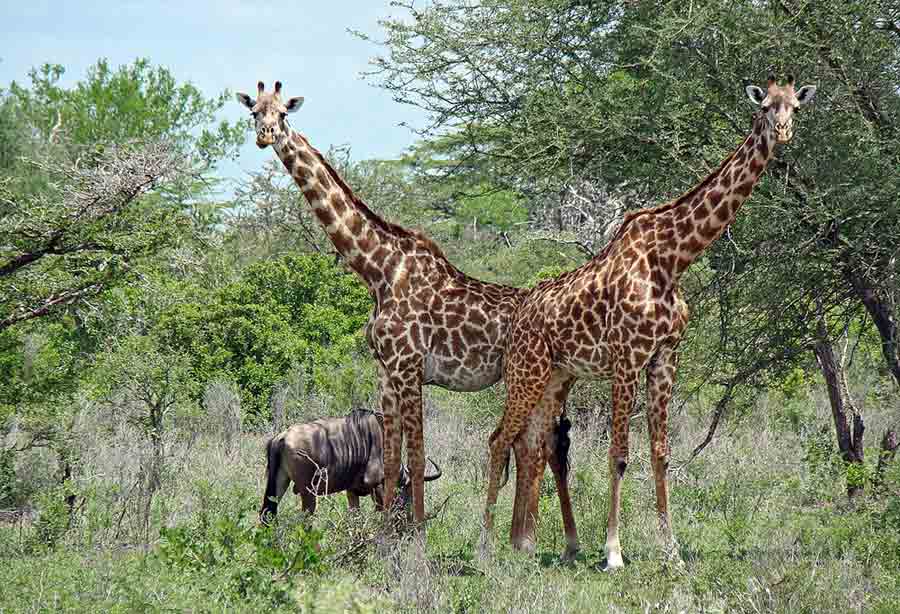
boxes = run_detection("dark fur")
[555,416,572,480]
[260,435,285,521]
[494,414,572,488]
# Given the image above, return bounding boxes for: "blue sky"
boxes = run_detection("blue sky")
[0,1,428,189]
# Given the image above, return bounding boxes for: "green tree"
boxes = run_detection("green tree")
[372,1,900,465]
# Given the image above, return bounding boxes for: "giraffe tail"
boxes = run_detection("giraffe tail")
[554,415,572,481]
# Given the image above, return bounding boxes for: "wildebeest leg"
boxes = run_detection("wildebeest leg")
[372,484,385,512]
[347,492,361,511]
[301,492,317,515]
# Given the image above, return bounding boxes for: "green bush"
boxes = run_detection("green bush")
[159,508,324,607]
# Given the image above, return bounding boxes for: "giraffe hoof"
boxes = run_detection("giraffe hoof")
[602,551,625,572]
[512,538,536,555]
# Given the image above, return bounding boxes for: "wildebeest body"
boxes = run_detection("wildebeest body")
[260,409,440,520]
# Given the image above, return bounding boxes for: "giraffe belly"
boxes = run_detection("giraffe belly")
[553,341,616,380]
[423,351,504,392]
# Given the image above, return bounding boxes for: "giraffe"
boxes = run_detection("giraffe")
[235,81,579,548]
[481,76,817,566]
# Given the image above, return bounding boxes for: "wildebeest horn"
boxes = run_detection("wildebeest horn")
[424,456,442,482]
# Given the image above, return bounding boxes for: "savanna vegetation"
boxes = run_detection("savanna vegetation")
[2,1,899,612]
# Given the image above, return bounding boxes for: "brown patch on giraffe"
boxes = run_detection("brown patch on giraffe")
[736,181,753,197]
[698,221,718,241]
[450,330,464,355]
[315,168,333,190]
[303,187,325,203]
[461,324,481,345]
[469,309,487,327]
[756,139,769,159]
[715,205,730,223]
[371,245,389,268]
[682,235,704,255]
[314,206,336,228]
[356,229,376,254]
[720,170,732,189]
[694,204,711,221]
[331,193,348,217]
[432,328,449,353]
[749,158,763,176]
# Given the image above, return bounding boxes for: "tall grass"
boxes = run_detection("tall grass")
[1,377,898,613]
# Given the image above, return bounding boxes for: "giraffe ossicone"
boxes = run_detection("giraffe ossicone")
[482,76,817,566]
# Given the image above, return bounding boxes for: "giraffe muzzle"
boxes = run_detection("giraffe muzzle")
[774,123,792,144]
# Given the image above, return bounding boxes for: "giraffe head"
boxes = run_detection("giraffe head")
[236,81,304,148]
[745,75,816,144]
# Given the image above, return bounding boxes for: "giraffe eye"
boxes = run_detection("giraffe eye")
[280,112,287,120]
[251,111,258,118]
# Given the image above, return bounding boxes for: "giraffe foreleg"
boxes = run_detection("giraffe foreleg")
[510,435,532,549]
[646,343,679,562]
[400,382,426,531]
[604,368,639,571]
[378,367,403,532]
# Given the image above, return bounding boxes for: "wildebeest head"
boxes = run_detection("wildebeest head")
[395,457,442,509]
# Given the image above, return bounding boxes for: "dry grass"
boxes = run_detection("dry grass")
[1,380,898,613]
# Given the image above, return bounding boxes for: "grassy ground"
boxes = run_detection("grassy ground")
[1,385,899,613]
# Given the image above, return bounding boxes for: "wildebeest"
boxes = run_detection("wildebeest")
[259,409,442,521]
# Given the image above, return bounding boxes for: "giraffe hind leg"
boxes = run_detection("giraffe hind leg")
[604,368,639,571]
[646,344,680,562]
[481,338,551,556]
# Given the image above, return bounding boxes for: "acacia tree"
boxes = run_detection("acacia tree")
[370,0,900,490]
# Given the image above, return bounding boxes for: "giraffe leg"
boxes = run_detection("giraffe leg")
[509,435,531,548]
[512,427,544,553]
[604,369,638,571]
[378,366,403,532]
[400,381,426,532]
[646,344,679,561]
[519,373,576,558]
[546,413,579,561]
[481,340,551,557]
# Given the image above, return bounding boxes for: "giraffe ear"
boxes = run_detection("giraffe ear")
[236,92,255,109]
[745,85,766,106]
[795,85,816,106]
[285,96,304,113]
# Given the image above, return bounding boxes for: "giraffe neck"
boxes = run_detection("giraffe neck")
[666,112,776,279]
[273,131,395,291]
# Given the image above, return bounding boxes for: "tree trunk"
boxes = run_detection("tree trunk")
[843,261,900,391]
[874,429,899,496]
[813,316,866,500]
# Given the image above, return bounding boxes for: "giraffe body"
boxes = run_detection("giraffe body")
[482,77,816,565]
[237,82,578,544]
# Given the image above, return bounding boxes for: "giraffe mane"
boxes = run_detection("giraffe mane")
[294,133,449,261]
